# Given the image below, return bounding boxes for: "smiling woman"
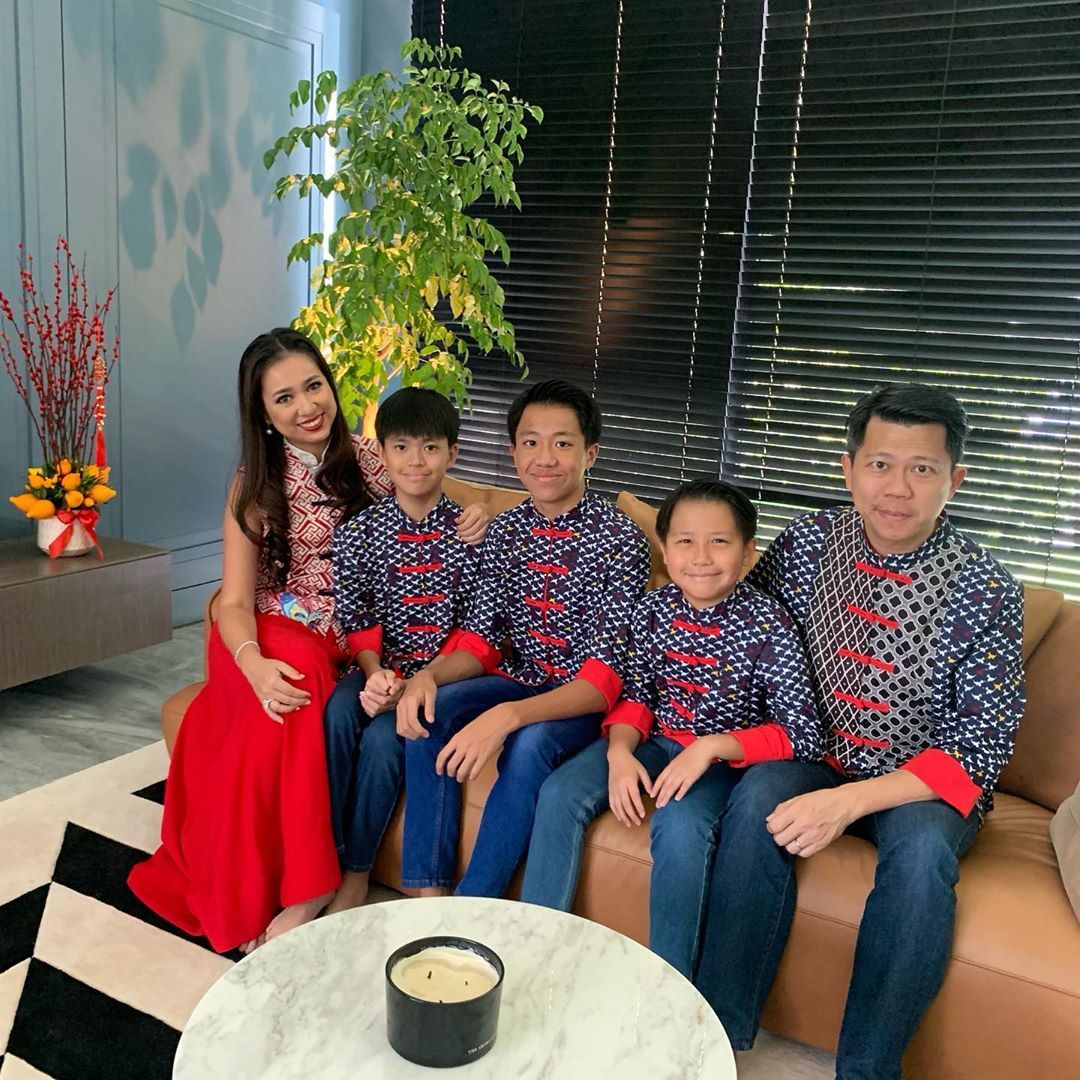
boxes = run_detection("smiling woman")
[127,328,392,955]
[262,352,338,455]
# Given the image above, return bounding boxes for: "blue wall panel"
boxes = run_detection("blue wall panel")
[0,0,368,623]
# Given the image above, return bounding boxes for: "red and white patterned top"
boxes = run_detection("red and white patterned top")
[254,435,391,647]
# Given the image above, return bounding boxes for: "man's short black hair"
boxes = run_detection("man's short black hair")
[506,379,602,445]
[846,383,968,467]
[375,387,459,445]
[656,479,757,543]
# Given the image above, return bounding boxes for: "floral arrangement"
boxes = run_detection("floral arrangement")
[0,236,119,556]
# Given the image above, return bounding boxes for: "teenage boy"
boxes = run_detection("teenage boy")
[521,479,820,977]
[395,379,651,898]
[324,387,481,913]
[695,384,1025,1080]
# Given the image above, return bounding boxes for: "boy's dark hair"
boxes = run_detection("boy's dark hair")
[375,387,459,445]
[506,379,602,445]
[846,383,968,467]
[656,479,757,543]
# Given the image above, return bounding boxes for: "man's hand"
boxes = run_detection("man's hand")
[396,672,437,740]
[360,668,403,717]
[436,704,517,781]
[608,747,651,827]
[766,786,861,858]
[455,502,490,546]
[651,740,717,809]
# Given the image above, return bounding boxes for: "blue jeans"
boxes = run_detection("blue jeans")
[695,761,981,1079]
[323,669,404,873]
[522,734,741,978]
[401,675,602,895]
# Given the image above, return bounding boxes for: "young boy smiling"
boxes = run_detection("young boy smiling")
[520,480,819,978]
[395,379,651,898]
[323,387,482,913]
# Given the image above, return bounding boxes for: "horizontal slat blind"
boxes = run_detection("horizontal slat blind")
[413,0,762,500]
[725,0,1080,597]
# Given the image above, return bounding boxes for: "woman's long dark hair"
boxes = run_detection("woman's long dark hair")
[233,328,373,587]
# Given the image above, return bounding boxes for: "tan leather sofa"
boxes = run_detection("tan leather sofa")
[161,476,1080,1080]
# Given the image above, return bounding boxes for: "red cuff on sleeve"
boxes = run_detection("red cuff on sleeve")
[900,749,982,816]
[437,628,463,656]
[729,723,794,767]
[451,629,503,673]
[346,626,382,660]
[601,700,654,740]
[575,658,624,711]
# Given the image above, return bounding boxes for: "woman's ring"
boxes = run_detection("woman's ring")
[791,840,802,852]
[262,697,273,710]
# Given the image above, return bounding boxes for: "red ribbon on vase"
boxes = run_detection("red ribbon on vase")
[48,508,103,559]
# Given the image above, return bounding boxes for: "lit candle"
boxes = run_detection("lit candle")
[390,945,499,1003]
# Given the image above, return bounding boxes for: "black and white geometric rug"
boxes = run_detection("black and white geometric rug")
[0,743,234,1080]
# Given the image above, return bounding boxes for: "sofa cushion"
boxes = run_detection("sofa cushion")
[442,474,527,517]
[161,682,204,755]
[1051,782,1080,923]
[998,600,1080,811]
[1020,584,1064,661]
[615,490,670,590]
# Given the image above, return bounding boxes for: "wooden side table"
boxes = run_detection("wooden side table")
[0,536,172,691]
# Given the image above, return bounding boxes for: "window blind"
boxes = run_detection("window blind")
[724,0,1080,596]
[412,0,1080,600]
[413,0,763,500]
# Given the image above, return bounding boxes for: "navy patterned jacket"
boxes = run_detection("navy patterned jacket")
[451,490,651,708]
[602,581,821,765]
[333,494,480,678]
[749,506,1025,815]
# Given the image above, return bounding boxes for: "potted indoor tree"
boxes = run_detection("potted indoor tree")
[264,38,542,426]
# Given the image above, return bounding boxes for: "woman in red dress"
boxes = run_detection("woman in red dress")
[128,327,393,953]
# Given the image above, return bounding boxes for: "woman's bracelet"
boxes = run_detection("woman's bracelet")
[233,639,260,665]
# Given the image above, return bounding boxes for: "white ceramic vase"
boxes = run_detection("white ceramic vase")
[36,515,94,557]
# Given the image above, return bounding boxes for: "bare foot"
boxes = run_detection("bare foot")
[264,891,334,943]
[417,886,450,897]
[325,870,371,915]
[239,931,267,955]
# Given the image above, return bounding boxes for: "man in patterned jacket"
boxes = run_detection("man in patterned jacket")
[395,379,651,898]
[694,384,1025,1080]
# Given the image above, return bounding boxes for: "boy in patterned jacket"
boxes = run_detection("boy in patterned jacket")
[694,384,1026,1080]
[395,379,651,898]
[323,387,482,913]
[521,479,820,978]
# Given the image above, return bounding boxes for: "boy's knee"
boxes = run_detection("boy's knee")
[536,768,602,829]
[360,714,402,758]
[726,763,805,824]
[651,801,719,849]
[324,690,360,735]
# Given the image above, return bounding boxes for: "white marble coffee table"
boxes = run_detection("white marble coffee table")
[173,896,736,1079]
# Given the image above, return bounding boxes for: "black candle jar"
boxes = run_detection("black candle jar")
[385,935,505,1068]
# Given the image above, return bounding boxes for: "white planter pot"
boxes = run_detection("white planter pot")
[36,515,94,557]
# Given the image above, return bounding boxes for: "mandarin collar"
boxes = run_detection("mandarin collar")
[850,506,957,569]
[523,488,595,528]
[674,579,749,620]
[284,438,327,474]
[388,492,453,532]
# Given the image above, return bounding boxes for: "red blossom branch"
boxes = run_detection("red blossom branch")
[0,236,119,466]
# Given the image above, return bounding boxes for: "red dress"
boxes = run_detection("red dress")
[128,437,391,952]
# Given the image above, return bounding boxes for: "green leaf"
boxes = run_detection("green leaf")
[265,37,537,418]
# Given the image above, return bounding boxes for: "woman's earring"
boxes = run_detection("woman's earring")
[265,423,273,435]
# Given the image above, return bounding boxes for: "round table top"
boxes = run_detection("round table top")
[173,896,736,1079]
